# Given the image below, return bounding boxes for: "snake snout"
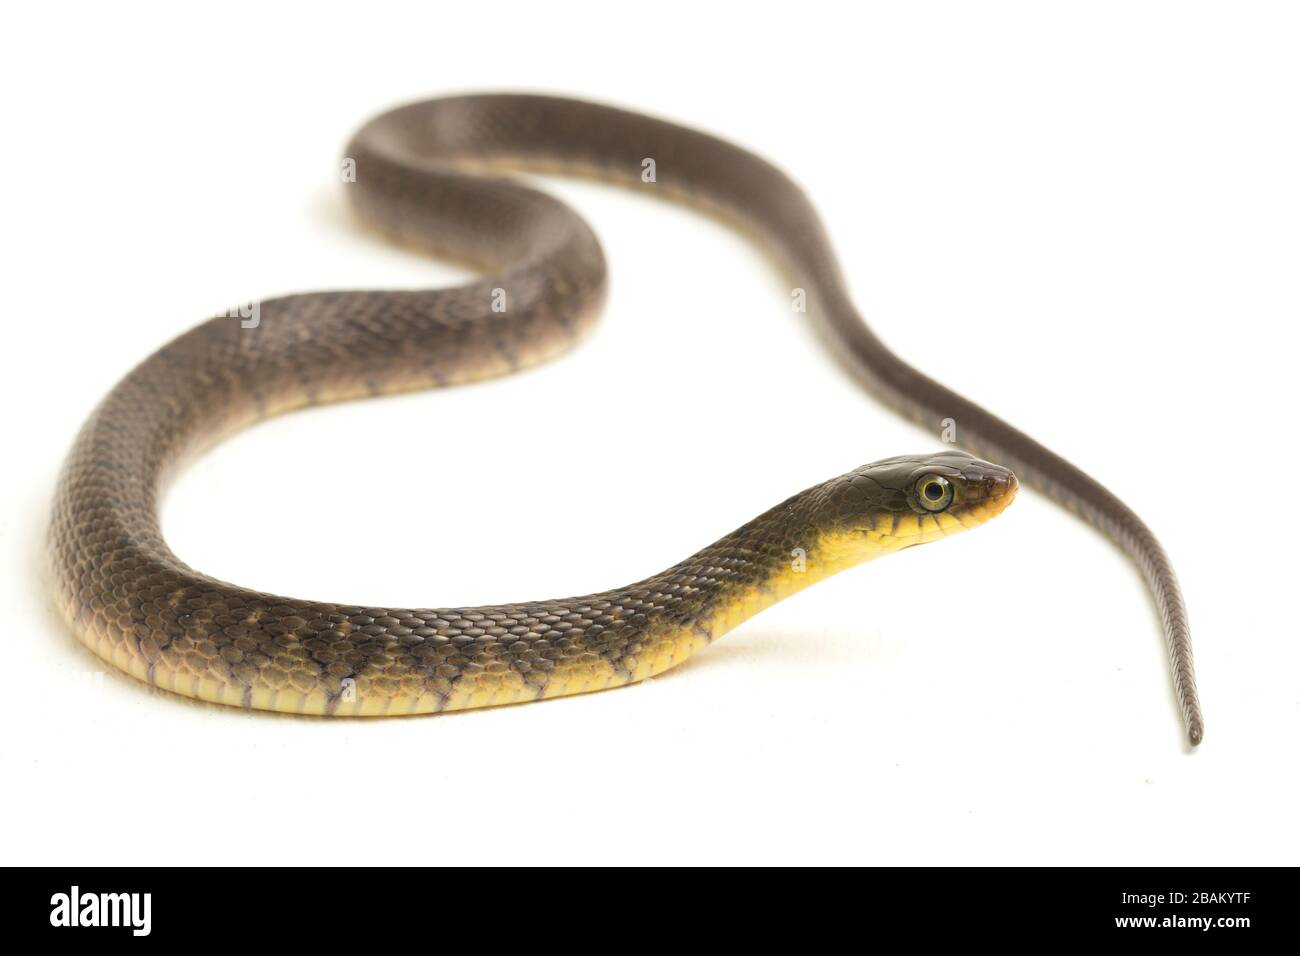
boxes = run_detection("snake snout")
[967,465,1018,502]
[949,459,1018,522]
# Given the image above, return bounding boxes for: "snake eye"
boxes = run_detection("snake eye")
[915,474,954,512]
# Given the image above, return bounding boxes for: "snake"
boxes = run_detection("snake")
[48,94,1201,743]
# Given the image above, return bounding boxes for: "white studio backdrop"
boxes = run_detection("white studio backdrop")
[0,1,1295,865]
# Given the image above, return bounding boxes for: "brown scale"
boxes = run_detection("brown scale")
[49,95,1194,743]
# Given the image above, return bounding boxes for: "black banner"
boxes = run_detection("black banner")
[7,867,1290,943]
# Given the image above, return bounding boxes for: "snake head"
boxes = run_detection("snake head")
[816,452,1018,548]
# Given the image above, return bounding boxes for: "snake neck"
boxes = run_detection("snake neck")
[637,504,917,653]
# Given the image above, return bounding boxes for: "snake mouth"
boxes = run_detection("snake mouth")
[958,471,1018,526]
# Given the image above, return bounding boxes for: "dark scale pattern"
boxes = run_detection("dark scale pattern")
[50,96,1191,738]
[52,362,1011,715]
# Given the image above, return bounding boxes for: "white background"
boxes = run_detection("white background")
[2,2,1296,866]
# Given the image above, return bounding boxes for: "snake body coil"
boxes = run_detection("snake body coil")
[48,95,1200,742]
